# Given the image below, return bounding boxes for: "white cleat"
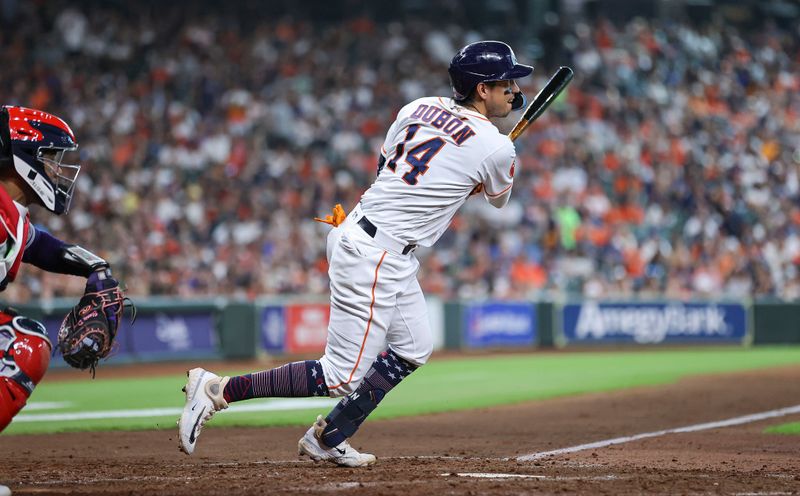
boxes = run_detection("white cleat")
[298,415,377,467]
[178,368,229,455]
[0,483,10,496]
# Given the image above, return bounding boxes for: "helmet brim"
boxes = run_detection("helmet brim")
[493,63,533,82]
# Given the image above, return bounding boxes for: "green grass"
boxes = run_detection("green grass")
[5,346,800,435]
[765,422,800,435]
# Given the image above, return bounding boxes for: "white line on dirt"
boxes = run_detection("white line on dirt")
[13,397,337,422]
[442,473,547,479]
[734,493,794,496]
[441,473,619,481]
[518,404,800,461]
[25,475,200,486]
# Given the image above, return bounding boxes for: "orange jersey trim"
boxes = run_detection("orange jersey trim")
[329,250,388,390]
[485,183,513,198]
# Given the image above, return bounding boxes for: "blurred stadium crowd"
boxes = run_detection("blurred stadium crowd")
[3,1,800,301]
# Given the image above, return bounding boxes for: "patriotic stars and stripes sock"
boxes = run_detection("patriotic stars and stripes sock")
[223,360,329,403]
[319,349,417,449]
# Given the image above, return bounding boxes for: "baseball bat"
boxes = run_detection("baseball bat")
[508,66,574,142]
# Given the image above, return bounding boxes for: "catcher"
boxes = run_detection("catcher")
[0,105,128,435]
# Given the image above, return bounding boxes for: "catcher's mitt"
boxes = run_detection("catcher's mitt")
[58,269,134,376]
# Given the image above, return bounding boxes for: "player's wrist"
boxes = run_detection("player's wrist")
[86,267,118,293]
[62,245,109,276]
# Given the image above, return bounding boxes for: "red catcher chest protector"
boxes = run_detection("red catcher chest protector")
[0,184,31,289]
[0,310,51,432]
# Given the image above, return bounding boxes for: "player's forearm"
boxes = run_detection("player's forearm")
[22,226,109,277]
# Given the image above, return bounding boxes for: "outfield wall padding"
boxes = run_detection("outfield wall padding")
[752,301,800,344]
[4,297,799,367]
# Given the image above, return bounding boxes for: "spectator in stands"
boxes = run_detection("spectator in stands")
[2,1,799,301]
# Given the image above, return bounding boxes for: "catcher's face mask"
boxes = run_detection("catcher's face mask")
[38,147,81,210]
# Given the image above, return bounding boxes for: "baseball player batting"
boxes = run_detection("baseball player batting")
[179,40,535,467]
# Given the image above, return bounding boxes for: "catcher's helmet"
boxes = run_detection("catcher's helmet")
[448,40,533,103]
[0,105,80,215]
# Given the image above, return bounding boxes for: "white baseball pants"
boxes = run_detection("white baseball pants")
[319,208,433,398]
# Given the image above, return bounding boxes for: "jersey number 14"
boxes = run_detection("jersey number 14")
[385,124,445,185]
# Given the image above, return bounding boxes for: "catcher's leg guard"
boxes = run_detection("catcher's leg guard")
[0,378,29,432]
[0,308,52,433]
[320,349,417,448]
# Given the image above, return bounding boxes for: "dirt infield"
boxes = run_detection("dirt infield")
[3,365,800,495]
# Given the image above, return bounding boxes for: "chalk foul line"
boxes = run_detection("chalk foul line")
[13,397,337,423]
[517,404,800,462]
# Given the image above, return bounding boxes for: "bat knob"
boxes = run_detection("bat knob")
[511,92,526,111]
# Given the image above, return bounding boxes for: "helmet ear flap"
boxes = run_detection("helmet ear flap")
[511,91,527,111]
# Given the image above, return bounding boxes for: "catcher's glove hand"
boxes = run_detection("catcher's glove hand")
[58,268,134,376]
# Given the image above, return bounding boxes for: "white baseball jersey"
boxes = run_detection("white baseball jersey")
[319,96,516,397]
[360,96,516,247]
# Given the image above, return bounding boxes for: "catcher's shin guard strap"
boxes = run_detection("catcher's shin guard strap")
[321,349,417,447]
[9,369,35,395]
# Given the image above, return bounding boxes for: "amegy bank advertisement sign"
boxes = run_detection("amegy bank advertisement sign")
[561,301,748,344]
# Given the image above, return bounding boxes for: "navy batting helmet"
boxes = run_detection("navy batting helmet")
[448,41,533,104]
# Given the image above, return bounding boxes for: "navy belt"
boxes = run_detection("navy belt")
[357,216,417,255]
